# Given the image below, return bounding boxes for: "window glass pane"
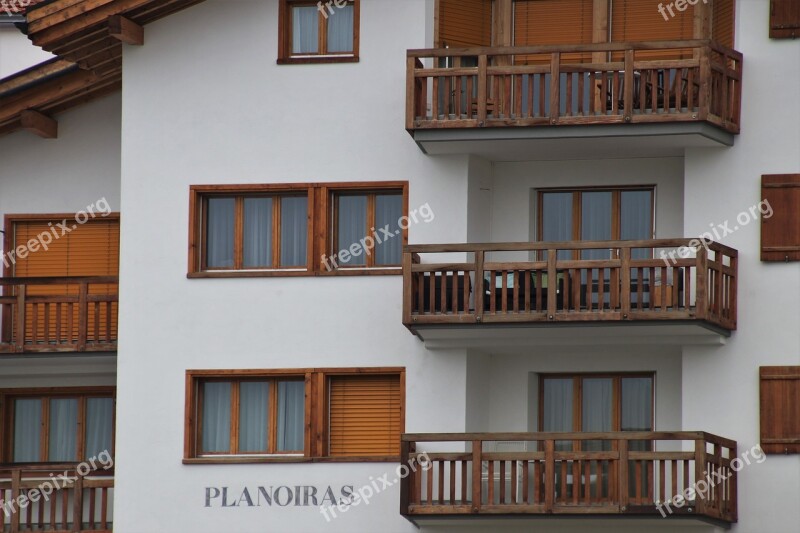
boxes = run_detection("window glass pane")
[243,198,273,268]
[327,4,354,53]
[621,378,653,432]
[206,198,235,268]
[582,378,612,451]
[14,399,41,462]
[542,378,572,451]
[49,398,78,461]
[581,192,613,260]
[202,382,231,453]
[239,382,269,453]
[375,194,403,265]
[621,190,653,259]
[280,197,308,267]
[337,195,367,266]
[292,5,319,54]
[85,398,114,460]
[277,381,305,452]
[541,192,572,260]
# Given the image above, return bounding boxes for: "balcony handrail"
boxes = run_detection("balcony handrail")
[402,431,736,448]
[0,276,118,285]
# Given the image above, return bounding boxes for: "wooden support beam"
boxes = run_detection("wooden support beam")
[108,15,144,45]
[20,110,58,139]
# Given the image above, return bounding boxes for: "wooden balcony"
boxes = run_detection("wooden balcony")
[402,240,737,345]
[406,41,742,158]
[1,465,113,533]
[0,277,118,354]
[400,432,737,527]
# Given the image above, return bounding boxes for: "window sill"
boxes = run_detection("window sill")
[277,55,359,65]
[183,455,400,465]
[187,268,401,279]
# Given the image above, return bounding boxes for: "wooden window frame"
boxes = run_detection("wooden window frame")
[184,368,405,464]
[188,182,408,278]
[0,387,116,464]
[278,0,360,64]
[537,372,655,437]
[759,366,800,454]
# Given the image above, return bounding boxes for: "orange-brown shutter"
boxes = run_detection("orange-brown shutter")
[438,0,493,47]
[611,0,695,60]
[328,375,401,456]
[770,0,800,39]
[760,366,800,454]
[514,0,593,63]
[761,175,800,262]
[712,0,735,50]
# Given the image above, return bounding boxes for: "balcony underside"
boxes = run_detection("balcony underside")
[411,321,729,350]
[412,122,733,161]
[406,514,732,530]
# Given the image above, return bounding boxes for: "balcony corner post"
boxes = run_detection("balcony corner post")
[399,439,410,515]
[72,474,84,533]
[544,439,554,513]
[549,53,560,124]
[471,439,482,513]
[693,438,707,516]
[620,247,631,318]
[402,252,413,325]
[698,45,711,121]
[406,56,417,130]
[10,468,21,533]
[475,251,485,323]
[477,55,488,125]
[623,50,634,121]
[695,246,708,320]
[618,438,629,511]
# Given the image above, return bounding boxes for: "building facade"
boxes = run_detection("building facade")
[0,1,799,532]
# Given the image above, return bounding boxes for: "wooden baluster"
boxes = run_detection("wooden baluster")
[527,74,535,118]
[400,440,410,514]
[499,460,506,504]
[618,439,628,510]
[44,302,50,345]
[77,282,88,351]
[31,303,38,345]
[522,460,529,504]
[101,486,108,530]
[512,270,519,313]
[440,271,447,314]
[487,460,494,505]
[475,251,485,322]
[544,440,554,513]
[438,460,444,505]
[449,460,456,505]
[501,271,508,313]
[698,46,710,120]
[461,460,468,505]
[15,285,25,352]
[71,475,83,533]
[477,56,488,123]
[694,439,706,515]
[695,247,708,320]
[426,461,433,505]
[472,440,482,512]
[550,52,560,124]
[547,251,557,319]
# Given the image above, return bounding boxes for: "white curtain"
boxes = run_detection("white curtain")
[85,397,114,460]
[375,194,402,265]
[14,399,41,462]
[49,399,78,462]
[239,382,269,452]
[202,382,231,453]
[292,6,319,54]
[243,198,273,268]
[338,195,367,266]
[582,378,612,451]
[280,197,308,267]
[622,377,653,454]
[621,190,653,260]
[327,4,354,53]
[581,192,612,260]
[207,198,235,268]
[277,381,304,452]
[542,378,573,451]
[541,192,572,260]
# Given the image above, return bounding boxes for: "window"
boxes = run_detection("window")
[1,388,115,463]
[278,0,360,63]
[188,182,408,277]
[761,174,800,262]
[770,0,800,39]
[185,368,404,462]
[759,366,800,454]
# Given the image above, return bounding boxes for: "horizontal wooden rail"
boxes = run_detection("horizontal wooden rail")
[406,40,742,134]
[0,465,113,533]
[0,277,119,354]
[402,239,737,332]
[400,432,737,524]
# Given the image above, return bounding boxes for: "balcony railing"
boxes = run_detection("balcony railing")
[0,465,113,533]
[400,432,737,526]
[402,239,737,332]
[0,277,118,354]
[407,40,742,134]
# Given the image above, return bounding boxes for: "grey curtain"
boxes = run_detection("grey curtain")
[202,382,231,453]
[581,192,613,259]
[621,190,653,259]
[85,397,114,459]
[375,194,402,265]
[280,197,308,267]
[337,195,367,266]
[13,399,41,462]
[243,198,273,268]
[542,378,573,451]
[541,192,573,260]
[239,382,269,452]
[49,398,78,462]
[327,4,354,53]
[292,6,319,54]
[277,381,304,452]
[582,378,613,451]
[207,198,235,268]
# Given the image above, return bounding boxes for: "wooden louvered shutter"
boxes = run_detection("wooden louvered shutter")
[328,375,401,456]
[761,175,800,262]
[760,366,800,454]
[438,0,493,47]
[712,0,735,50]
[611,0,695,60]
[514,0,593,64]
[770,0,800,39]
